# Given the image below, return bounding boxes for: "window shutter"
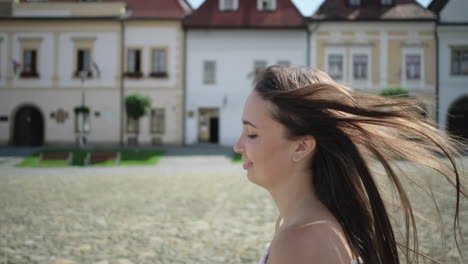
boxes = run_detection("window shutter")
[31,50,37,73]
[78,50,84,71]
[135,50,141,72]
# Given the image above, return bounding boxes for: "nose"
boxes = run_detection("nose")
[233,136,244,154]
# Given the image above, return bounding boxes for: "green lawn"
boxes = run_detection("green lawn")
[16,149,165,167]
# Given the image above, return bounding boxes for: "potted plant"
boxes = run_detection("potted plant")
[379,87,409,97]
[125,94,151,146]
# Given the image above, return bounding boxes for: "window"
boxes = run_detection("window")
[258,0,276,11]
[126,117,139,133]
[405,54,421,80]
[328,54,343,80]
[76,48,92,77]
[220,0,237,11]
[203,61,216,84]
[353,54,368,80]
[277,60,290,66]
[381,0,393,6]
[451,47,468,75]
[126,49,142,78]
[72,37,95,78]
[150,108,165,134]
[150,48,168,78]
[254,60,267,77]
[21,49,38,78]
[349,0,361,7]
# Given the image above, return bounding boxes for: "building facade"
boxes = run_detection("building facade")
[183,0,308,146]
[429,0,468,141]
[0,0,451,147]
[0,0,190,146]
[310,0,437,119]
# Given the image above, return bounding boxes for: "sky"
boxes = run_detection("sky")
[186,0,433,16]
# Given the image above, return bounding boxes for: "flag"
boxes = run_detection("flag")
[93,61,101,79]
[11,58,21,75]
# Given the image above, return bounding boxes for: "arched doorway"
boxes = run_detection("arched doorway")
[447,96,468,142]
[13,106,44,146]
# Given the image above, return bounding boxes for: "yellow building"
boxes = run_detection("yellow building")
[310,0,437,120]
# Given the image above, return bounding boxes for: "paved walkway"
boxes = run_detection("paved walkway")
[0,146,467,264]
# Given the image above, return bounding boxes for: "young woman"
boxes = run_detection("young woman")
[233,65,466,264]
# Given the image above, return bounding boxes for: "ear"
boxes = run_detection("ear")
[292,136,316,162]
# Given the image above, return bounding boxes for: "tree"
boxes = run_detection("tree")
[125,94,151,145]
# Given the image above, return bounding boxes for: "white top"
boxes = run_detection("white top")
[258,245,361,264]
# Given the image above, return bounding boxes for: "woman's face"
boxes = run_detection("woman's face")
[234,91,297,189]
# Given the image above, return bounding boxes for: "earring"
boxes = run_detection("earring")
[293,154,300,160]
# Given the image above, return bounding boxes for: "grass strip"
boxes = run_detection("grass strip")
[232,152,242,163]
[16,149,165,167]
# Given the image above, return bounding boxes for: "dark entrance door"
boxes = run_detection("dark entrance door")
[209,117,219,143]
[13,106,44,146]
[447,96,468,142]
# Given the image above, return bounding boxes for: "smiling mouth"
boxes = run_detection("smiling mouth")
[242,157,253,170]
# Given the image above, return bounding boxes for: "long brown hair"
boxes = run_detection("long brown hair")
[253,65,467,264]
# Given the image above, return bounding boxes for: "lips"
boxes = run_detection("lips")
[242,157,253,170]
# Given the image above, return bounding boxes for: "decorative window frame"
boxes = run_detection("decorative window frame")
[19,37,42,79]
[219,0,239,11]
[349,47,372,89]
[450,46,468,76]
[325,47,346,82]
[401,46,424,89]
[124,46,144,78]
[149,46,169,79]
[257,0,276,11]
[72,37,96,79]
[150,107,165,134]
[203,60,216,85]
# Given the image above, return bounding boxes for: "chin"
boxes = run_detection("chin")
[246,171,257,184]
[246,170,268,189]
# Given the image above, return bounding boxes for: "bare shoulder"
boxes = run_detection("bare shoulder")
[268,221,354,264]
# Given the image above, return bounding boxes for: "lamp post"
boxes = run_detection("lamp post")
[79,70,88,148]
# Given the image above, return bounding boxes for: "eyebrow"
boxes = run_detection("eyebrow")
[242,120,257,128]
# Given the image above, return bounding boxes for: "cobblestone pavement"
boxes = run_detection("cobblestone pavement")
[0,146,467,264]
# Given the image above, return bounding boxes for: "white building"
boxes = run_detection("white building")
[183,0,308,146]
[429,0,468,140]
[0,0,190,146]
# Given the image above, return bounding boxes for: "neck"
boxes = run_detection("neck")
[268,168,331,232]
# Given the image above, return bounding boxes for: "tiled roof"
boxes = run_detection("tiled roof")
[312,0,436,21]
[183,0,307,28]
[28,0,192,19]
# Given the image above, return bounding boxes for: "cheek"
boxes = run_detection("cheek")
[246,137,292,184]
